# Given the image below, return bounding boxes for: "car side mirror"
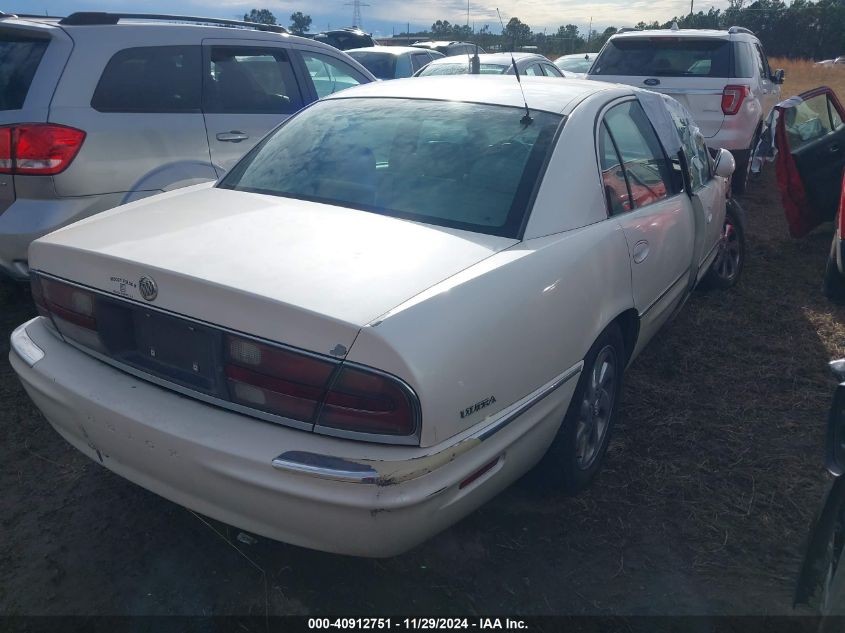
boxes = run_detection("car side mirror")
[713,148,735,178]
[772,69,785,84]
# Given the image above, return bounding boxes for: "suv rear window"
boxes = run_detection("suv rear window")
[92,46,201,113]
[592,38,731,77]
[0,32,49,110]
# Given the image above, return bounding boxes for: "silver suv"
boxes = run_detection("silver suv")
[0,11,375,281]
[587,25,784,194]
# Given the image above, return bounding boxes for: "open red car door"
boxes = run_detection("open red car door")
[769,87,845,237]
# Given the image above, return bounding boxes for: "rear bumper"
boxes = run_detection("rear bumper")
[0,193,124,280]
[10,317,577,557]
[708,117,759,152]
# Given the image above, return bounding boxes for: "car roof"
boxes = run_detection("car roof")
[611,28,742,40]
[556,53,594,60]
[425,52,544,66]
[413,40,469,47]
[346,46,422,56]
[323,75,626,115]
[0,13,318,46]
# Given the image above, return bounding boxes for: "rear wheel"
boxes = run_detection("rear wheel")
[538,323,624,495]
[823,227,845,303]
[702,199,746,290]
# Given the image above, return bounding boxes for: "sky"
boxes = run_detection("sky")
[4,0,729,39]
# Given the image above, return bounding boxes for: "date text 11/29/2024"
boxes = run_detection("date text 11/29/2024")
[307,619,528,630]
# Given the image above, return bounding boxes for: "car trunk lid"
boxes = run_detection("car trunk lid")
[29,185,518,357]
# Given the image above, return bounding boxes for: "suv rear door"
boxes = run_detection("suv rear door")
[770,87,845,237]
[202,40,305,175]
[590,36,732,139]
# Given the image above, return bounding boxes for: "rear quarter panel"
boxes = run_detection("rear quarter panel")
[347,220,634,447]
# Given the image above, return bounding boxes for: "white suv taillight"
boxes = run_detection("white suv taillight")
[0,124,86,175]
[721,85,750,115]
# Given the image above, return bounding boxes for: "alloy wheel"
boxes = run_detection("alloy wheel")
[574,345,617,470]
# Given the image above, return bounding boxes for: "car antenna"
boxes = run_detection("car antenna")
[496,8,532,125]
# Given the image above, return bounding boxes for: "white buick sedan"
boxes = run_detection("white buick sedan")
[10,77,742,557]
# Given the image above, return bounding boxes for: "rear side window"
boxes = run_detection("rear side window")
[205,46,302,114]
[592,38,731,77]
[601,101,674,211]
[733,42,755,78]
[92,46,201,113]
[301,52,367,99]
[0,32,49,111]
[410,53,432,72]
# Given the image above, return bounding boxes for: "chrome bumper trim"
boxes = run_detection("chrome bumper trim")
[476,362,582,441]
[271,363,583,484]
[272,451,379,484]
[10,318,45,367]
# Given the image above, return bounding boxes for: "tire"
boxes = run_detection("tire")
[538,323,625,495]
[702,198,746,290]
[823,229,845,304]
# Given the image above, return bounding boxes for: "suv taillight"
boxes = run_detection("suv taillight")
[225,334,418,436]
[721,85,750,115]
[0,124,86,175]
[0,128,11,173]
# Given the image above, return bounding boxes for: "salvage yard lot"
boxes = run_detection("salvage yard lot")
[1,167,843,616]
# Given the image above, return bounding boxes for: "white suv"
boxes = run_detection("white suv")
[587,25,784,194]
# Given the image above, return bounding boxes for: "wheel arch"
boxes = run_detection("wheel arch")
[610,308,640,367]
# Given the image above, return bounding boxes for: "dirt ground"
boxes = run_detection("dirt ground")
[1,166,844,618]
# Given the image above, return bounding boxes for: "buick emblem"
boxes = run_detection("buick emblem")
[643,78,660,86]
[138,276,158,302]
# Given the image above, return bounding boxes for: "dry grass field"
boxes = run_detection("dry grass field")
[771,57,845,99]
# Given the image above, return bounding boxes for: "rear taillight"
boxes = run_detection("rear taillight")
[0,124,86,175]
[225,333,418,437]
[40,276,96,330]
[721,85,750,115]
[321,366,416,436]
[33,275,103,351]
[0,127,11,174]
[31,276,420,440]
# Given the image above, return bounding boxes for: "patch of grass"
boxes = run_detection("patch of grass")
[771,57,845,100]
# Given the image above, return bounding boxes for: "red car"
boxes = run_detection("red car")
[763,86,845,300]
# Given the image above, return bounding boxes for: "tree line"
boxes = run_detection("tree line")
[243,1,845,60]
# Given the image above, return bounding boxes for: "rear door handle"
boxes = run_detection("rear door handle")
[830,143,841,154]
[216,131,249,143]
[633,240,650,264]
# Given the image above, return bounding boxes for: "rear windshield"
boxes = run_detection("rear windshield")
[0,32,49,110]
[220,98,562,238]
[555,57,592,73]
[419,63,507,76]
[592,38,731,77]
[347,52,396,80]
